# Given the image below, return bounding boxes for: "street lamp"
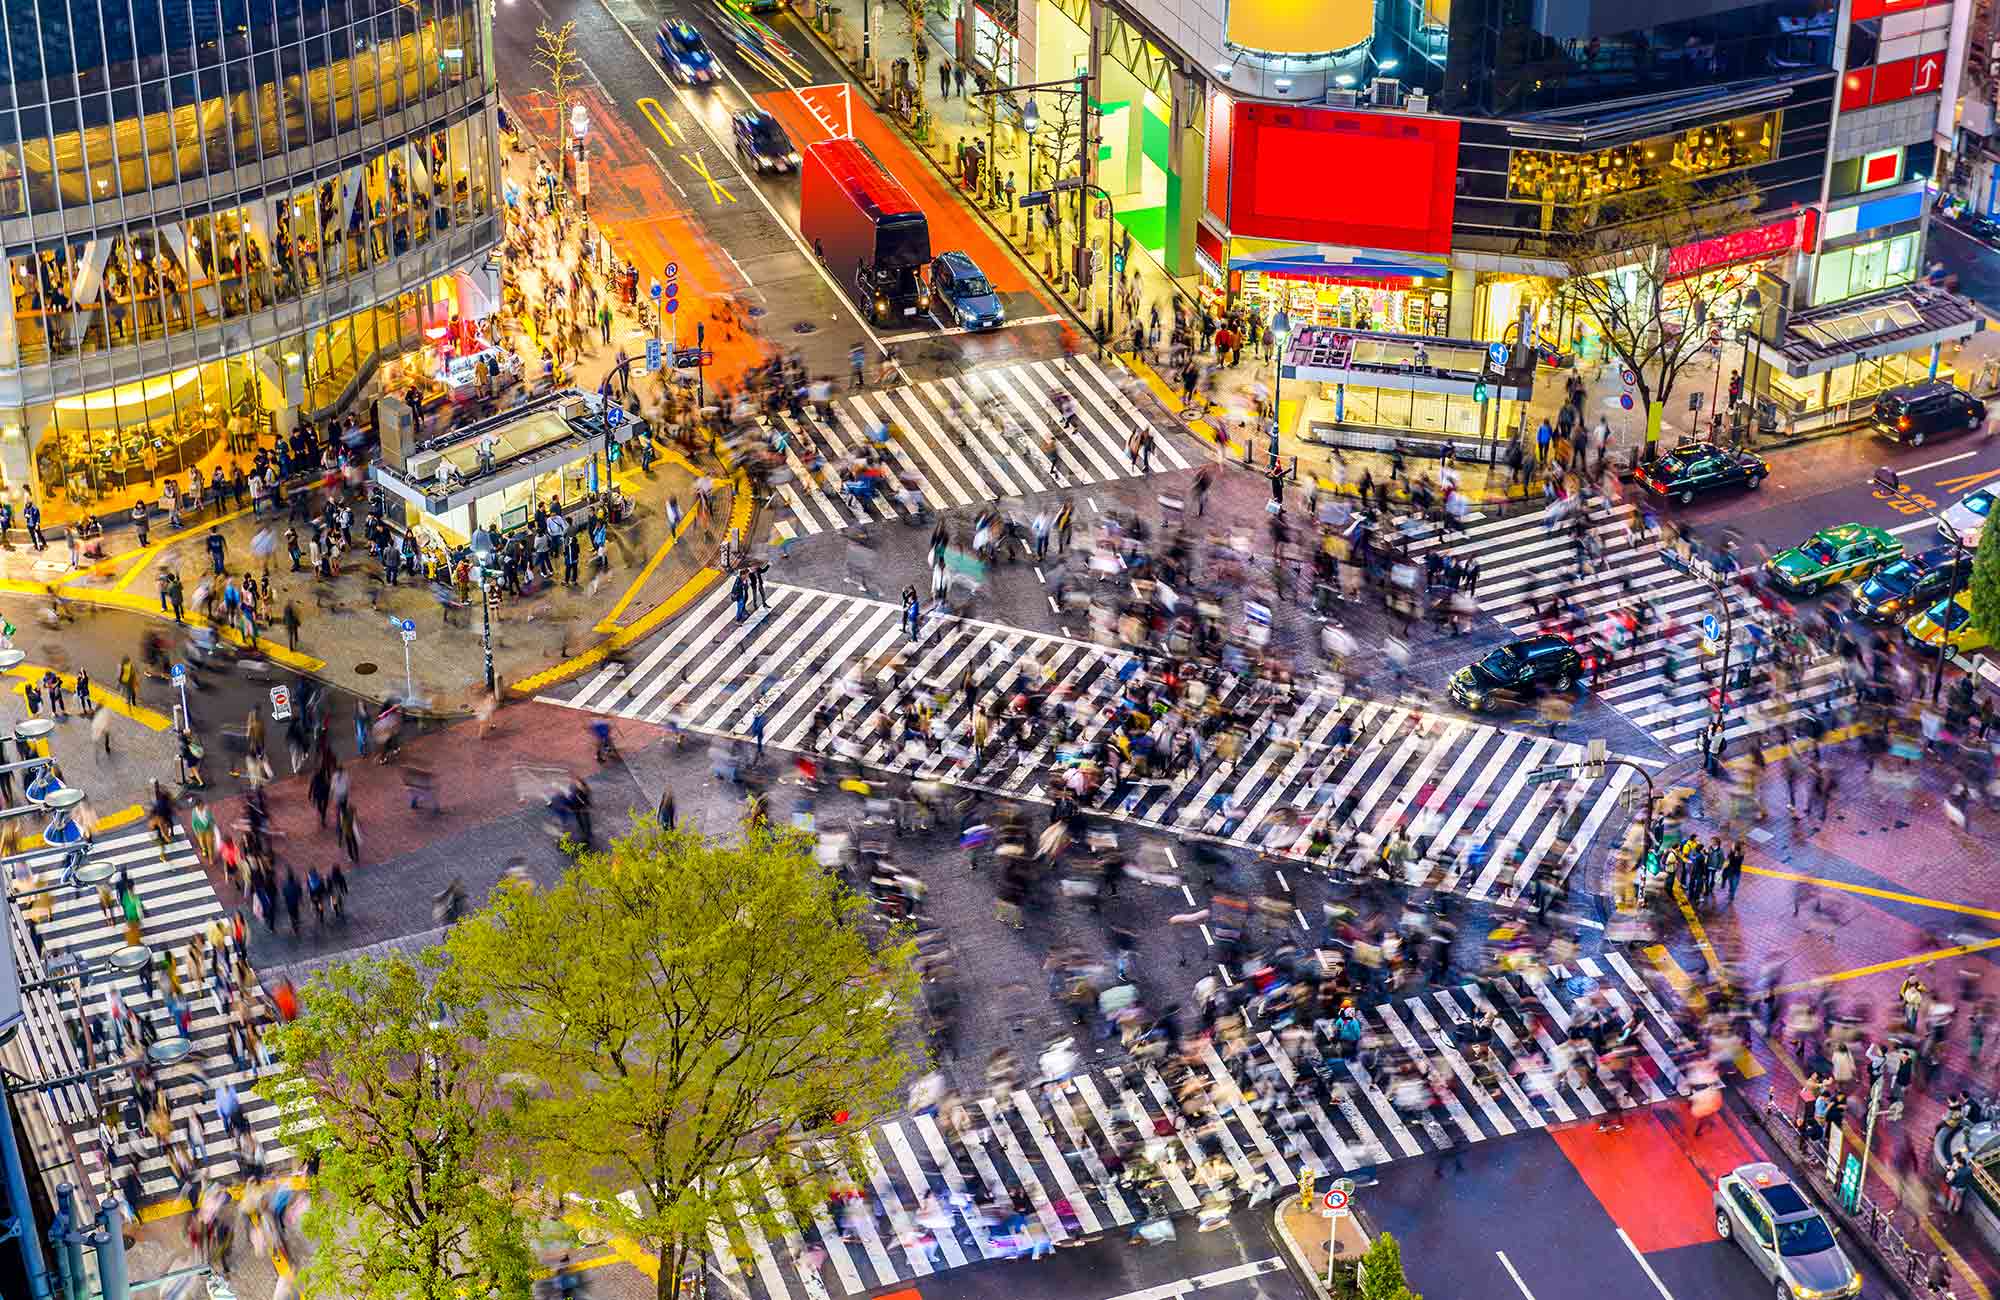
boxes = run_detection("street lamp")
[471,528,499,695]
[1270,310,1291,467]
[1875,466,1967,701]
[1022,97,1039,194]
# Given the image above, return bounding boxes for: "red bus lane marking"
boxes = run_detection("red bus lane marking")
[753,88,1044,304]
[1548,1103,1760,1253]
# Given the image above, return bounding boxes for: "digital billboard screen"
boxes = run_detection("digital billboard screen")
[1226,104,1459,255]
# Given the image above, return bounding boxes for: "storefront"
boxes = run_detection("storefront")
[1224,240,1453,333]
[1282,324,1531,454]
[371,391,642,549]
[2,267,490,525]
[1749,283,1982,434]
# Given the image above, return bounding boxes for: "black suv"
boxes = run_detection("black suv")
[1847,545,1972,622]
[732,109,798,173]
[1448,634,1584,711]
[1635,441,1770,504]
[1873,382,1985,446]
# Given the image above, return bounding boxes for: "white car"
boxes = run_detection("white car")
[1939,486,1994,548]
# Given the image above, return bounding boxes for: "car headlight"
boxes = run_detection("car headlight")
[918,294,931,308]
[788,152,801,165]
[995,304,1006,321]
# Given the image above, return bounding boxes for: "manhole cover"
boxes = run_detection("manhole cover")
[354,662,378,675]
[792,321,818,334]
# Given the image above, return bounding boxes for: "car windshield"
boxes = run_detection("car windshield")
[1933,600,1971,632]
[671,28,703,52]
[1964,491,1995,518]
[1871,561,1916,592]
[1477,648,1521,678]
[957,274,993,296]
[751,118,786,147]
[1775,1214,1837,1257]
[1803,538,1838,565]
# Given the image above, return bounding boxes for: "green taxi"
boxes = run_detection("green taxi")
[1765,523,1903,596]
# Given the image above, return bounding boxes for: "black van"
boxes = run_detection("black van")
[1872,381,1985,446]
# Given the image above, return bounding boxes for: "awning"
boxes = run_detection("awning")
[1746,283,1984,378]
[1227,236,1450,282]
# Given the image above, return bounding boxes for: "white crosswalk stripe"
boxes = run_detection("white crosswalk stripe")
[692,965,1690,1300]
[555,583,1641,903]
[765,357,1192,538]
[1413,504,1848,754]
[17,828,295,1203]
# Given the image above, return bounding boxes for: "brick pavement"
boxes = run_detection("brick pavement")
[1672,729,2000,1295]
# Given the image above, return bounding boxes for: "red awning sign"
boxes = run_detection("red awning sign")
[1666,213,1806,280]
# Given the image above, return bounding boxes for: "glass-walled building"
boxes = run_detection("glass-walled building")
[0,0,502,523]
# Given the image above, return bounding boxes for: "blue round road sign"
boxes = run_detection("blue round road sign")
[649,279,662,300]
[665,299,679,314]
[1619,392,1634,410]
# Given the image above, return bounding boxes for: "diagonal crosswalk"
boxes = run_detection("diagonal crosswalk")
[1415,503,1845,754]
[9,828,296,1203]
[697,956,1690,1300]
[764,356,1194,538]
[554,582,1642,903]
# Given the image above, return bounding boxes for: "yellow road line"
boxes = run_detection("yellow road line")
[562,1210,659,1280]
[1672,879,1731,992]
[6,668,172,731]
[1644,944,1763,1078]
[596,505,703,632]
[511,567,723,696]
[635,97,684,146]
[680,151,737,204]
[1773,935,2000,995]
[96,804,145,831]
[0,583,327,674]
[1742,864,2000,922]
[1924,1218,1995,1300]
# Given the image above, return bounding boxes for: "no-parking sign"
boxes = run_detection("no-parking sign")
[1322,1188,1350,1215]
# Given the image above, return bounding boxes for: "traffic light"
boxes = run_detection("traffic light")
[1473,381,1489,403]
[1728,371,1743,404]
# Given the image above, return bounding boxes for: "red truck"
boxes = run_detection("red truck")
[800,137,932,325]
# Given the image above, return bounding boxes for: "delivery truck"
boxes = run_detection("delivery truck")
[800,137,932,325]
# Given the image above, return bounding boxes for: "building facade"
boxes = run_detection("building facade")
[0,0,504,524]
[936,0,1978,444]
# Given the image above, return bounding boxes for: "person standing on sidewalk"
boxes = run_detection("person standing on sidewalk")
[23,500,43,550]
[938,56,952,99]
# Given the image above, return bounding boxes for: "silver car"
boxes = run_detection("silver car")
[1713,1163,1862,1298]
[1939,486,1993,549]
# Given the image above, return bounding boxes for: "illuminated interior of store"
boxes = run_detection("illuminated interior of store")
[1241,270,1449,334]
[1506,111,1780,204]
[5,118,493,369]
[1766,349,1940,418]
[11,274,472,523]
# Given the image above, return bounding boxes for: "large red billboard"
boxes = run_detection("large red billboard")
[1226,104,1459,254]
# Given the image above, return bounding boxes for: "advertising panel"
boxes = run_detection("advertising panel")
[1226,104,1459,254]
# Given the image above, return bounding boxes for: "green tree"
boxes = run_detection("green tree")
[1358,1231,1423,1300]
[1970,513,2000,641]
[269,953,537,1300]
[445,823,922,1300]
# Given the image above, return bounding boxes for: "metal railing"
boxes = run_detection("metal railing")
[1759,1100,1959,1298]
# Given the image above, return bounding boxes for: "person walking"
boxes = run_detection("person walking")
[283,601,301,653]
[24,500,43,550]
[902,584,921,640]
[206,527,227,575]
[1721,839,1744,905]
[118,655,137,708]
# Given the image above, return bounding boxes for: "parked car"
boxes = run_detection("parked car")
[1713,1163,1862,1298]
[732,109,799,172]
[1765,522,1903,596]
[1872,380,1985,446]
[1447,634,1584,711]
[655,20,716,85]
[928,250,1005,330]
[1634,441,1769,504]
[1847,545,1972,622]
[1940,485,1995,549]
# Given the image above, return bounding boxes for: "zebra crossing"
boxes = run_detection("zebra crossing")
[554,581,1643,903]
[701,954,1690,1300]
[762,356,1195,539]
[1417,503,1843,755]
[17,827,294,1202]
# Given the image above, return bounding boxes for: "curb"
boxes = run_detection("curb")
[1271,1201,1370,1300]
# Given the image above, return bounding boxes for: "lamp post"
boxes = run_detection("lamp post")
[1022,96,1039,196]
[1270,309,1291,468]
[472,529,498,695]
[1875,466,1968,701]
